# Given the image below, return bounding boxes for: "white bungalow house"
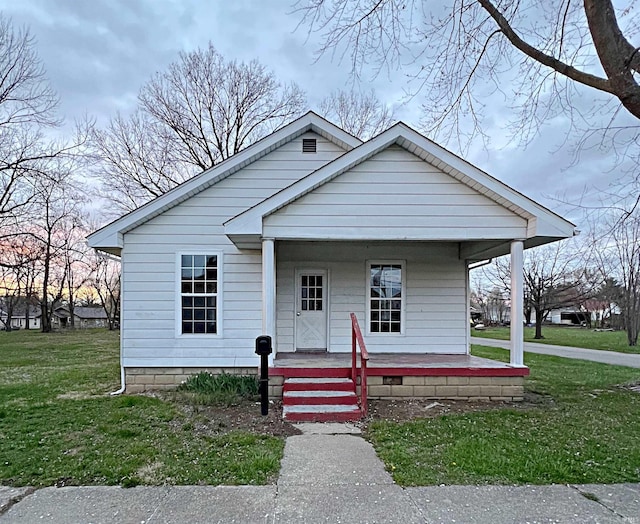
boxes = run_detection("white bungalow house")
[88,112,575,421]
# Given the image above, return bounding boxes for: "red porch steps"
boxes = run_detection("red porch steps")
[282,377,363,422]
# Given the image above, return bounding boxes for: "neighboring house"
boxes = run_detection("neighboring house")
[0,305,41,330]
[88,112,575,418]
[52,306,109,329]
[543,300,620,327]
[547,308,590,326]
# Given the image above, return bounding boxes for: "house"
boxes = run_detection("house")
[51,306,109,329]
[0,304,41,330]
[88,112,575,420]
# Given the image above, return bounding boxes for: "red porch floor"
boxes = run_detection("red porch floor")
[272,352,529,378]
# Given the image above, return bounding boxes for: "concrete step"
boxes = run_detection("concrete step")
[283,377,354,392]
[282,376,362,422]
[283,389,358,405]
[283,403,363,423]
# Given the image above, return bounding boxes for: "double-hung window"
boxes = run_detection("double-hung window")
[180,254,219,335]
[368,261,404,334]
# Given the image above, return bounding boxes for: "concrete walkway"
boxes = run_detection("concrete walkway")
[471,336,640,368]
[2,423,639,523]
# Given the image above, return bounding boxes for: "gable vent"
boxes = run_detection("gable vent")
[302,138,317,153]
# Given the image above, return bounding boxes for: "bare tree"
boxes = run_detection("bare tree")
[62,225,93,329]
[486,286,508,324]
[0,14,58,228]
[90,110,187,213]
[88,253,121,331]
[92,44,307,213]
[318,89,395,139]
[0,233,44,330]
[592,211,640,346]
[0,15,86,241]
[296,1,640,151]
[27,167,83,332]
[489,241,599,338]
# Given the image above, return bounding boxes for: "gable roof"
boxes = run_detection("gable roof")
[87,112,362,254]
[55,306,108,319]
[224,121,576,251]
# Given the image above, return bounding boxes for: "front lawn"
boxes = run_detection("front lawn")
[472,325,639,354]
[0,329,283,487]
[367,345,640,486]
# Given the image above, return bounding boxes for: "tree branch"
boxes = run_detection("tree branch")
[478,0,613,94]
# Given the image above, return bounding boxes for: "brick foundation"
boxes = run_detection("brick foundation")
[364,375,524,401]
[268,374,524,401]
[125,366,524,401]
[124,367,258,393]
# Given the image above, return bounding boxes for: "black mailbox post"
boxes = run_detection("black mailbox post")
[255,335,272,416]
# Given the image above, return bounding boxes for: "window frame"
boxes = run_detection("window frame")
[366,260,406,336]
[175,251,223,338]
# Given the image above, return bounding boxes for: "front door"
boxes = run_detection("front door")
[295,270,328,351]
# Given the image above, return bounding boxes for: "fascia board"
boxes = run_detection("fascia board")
[87,112,360,249]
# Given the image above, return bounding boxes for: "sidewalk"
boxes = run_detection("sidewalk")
[471,336,640,368]
[2,423,639,523]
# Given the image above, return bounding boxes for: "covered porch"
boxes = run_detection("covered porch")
[260,238,528,367]
[271,351,527,401]
[258,236,529,418]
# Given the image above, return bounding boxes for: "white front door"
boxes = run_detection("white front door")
[295,270,328,351]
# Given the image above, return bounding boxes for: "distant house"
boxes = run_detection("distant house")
[545,300,621,327]
[52,306,109,329]
[0,304,41,330]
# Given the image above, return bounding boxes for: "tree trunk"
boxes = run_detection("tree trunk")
[68,302,75,329]
[524,307,532,325]
[2,307,13,332]
[41,242,52,333]
[626,298,640,346]
[534,307,545,339]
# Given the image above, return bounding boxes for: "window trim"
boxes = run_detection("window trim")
[175,251,223,338]
[365,260,406,336]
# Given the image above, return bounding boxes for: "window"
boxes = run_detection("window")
[368,262,404,334]
[180,254,218,334]
[300,274,323,311]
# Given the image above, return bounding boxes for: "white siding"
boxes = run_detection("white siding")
[264,145,527,240]
[276,241,468,354]
[121,133,347,368]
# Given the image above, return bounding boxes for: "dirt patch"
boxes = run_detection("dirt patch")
[154,393,551,438]
[365,398,511,423]
[154,393,302,438]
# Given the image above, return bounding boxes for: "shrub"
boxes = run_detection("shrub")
[177,372,259,405]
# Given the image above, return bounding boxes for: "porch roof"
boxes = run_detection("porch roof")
[225,123,576,258]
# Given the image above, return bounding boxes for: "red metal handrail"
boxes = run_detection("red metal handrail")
[350,312,369,417]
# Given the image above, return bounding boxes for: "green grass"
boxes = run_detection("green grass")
[472,325,639,354]
[0,329,283,487]
[368,345,640,486]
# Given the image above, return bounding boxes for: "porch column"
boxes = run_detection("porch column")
[262,238,276,345]
[510,239,525,367]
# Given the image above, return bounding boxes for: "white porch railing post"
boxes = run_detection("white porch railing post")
[262,238,276,363]
[510,239,525,367]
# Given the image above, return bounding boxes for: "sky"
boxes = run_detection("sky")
[1,0,634,227]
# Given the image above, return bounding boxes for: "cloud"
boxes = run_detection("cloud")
[2,0,633,229]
